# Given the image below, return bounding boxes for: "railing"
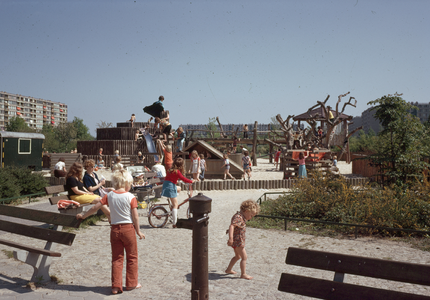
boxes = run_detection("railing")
[0,192,46,204]
[255,192,430,237]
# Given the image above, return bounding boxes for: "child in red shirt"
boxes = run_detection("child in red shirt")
[161,157,194,225]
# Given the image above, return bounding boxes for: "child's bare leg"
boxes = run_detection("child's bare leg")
[237,246,252,280]
[225,247,241,274]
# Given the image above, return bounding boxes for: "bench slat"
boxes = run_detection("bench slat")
[0,205,81,228]
[278,273,430,300]
[45,185,66,195]
[0,238,61,257]
[0,220,76,246]
[286,247,430,286]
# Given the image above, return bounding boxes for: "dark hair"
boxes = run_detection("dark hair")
[159,95,164,101]
[168,157,185,175]
[299,152,305,159]
[58,157,65,162]
[244,150,249,156]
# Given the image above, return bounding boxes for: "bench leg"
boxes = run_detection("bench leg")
[13,225,63,283]
[14,250,53,283]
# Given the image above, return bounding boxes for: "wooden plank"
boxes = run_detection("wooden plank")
[0,205,81,228]
[0,238,61,257]
[45,185,66,195]
[286,247,430,286]
[0,220,76,246]
[278,273,430,300]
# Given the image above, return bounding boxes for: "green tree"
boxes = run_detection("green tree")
[6,116,34,132]
[206,117,220,138]
[72,117,94,141]
[367,93,429,187]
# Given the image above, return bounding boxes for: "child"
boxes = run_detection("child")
[129,114,136,127]
[97,155,105,168]
[155,117,173,142]
[158,140,173,170]
[274,148,281,169]
[77,169,145,294]
[242,150,252,180]
[135,129,142,141]
[175,127,186,152]
[199,153,207,181]
[137,151,144,163]
[112,156,124,172]
[189,150,201,181]
[293,151,309,178]
[161,157,193,226]
[243,124,249,139]
[225,200,260,280]
[330,155,339,173]
[221,153,235,180]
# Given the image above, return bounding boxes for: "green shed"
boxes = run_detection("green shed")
[0,131,45,171]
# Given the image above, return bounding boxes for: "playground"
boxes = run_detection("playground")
[1,182,429,299]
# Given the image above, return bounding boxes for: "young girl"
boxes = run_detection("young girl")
[189,150,201,181]
[199,153,207,181]
[221,153,235,180]
[161,157,194,226]
[77,169,145,294]
[293,151,309,178]
[225,200,260,280]
[242,150,252,180]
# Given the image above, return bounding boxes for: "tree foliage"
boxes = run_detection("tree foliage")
[366,93,430,187]
[6,116,34,132]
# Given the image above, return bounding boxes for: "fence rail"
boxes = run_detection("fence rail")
[0,192,46,204]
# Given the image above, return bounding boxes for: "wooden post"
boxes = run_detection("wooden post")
[269,144,273,163]
[252,121,258,167]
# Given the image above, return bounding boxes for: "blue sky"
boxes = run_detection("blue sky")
[1,0,429,135]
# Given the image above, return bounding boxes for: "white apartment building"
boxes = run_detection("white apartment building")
[410,102,430,123]
[0,91,68,130]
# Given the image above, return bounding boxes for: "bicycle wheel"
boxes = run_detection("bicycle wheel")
[148,206,169,228]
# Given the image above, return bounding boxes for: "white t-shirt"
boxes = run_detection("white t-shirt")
[101,191,137,225]
[54,161,65,170]
[151,164,166,177]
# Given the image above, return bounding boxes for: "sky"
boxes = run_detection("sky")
[1,0,429,136]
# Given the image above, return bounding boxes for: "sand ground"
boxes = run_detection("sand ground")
[1,159,429,300]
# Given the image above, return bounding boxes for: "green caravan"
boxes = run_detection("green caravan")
[0,131,45,171]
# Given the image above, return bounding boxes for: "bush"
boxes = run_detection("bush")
[0,166,47,202]
[258,171,430,236]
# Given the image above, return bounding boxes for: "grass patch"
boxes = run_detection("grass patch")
[1,250,14,259]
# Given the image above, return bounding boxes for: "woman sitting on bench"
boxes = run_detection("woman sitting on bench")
[83,159,114,198]
[66,162,103,204]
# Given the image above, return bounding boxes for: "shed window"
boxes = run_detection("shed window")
[18,139,31,154]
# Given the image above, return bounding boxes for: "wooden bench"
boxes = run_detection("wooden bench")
[45,185,90,215]
[0,205,81,282]
[278,247,430,300]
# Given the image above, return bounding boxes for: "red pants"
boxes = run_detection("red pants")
[110,224,138,291]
